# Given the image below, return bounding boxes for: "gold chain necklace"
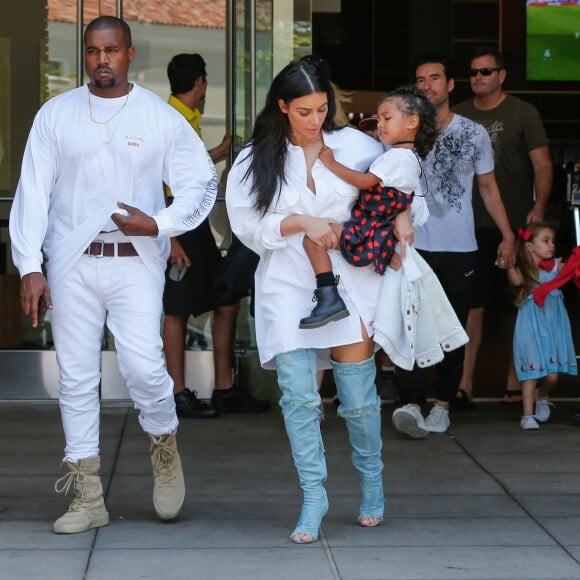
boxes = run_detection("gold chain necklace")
[88,84,132,144]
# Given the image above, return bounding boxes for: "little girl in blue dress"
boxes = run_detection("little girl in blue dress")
[507,222,578,430]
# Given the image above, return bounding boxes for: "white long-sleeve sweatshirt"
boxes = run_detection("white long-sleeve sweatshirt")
[10,83,217,281]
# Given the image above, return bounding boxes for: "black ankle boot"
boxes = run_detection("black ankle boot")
[299,285,350,329]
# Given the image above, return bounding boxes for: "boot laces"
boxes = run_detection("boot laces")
[152,441,177,486]
[311,277,340,303]
[54,468,88,510]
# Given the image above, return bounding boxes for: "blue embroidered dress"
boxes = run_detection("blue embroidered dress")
[513,262,578,381]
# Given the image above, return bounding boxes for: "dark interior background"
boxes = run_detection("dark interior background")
[313,0,579,398]
[312,0,580,149]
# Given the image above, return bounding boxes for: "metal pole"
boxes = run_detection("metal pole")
[76,0,84,87]
[249,0,256,129]
[226,0,234,150]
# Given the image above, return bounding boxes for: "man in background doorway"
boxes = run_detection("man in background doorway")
[162,53,269,418]
[391,53,515,439]
[454,46,552,407]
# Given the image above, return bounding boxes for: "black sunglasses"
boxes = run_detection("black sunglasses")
[469,67,502,77]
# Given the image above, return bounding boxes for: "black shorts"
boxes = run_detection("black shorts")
[163,219,230,317]
[470,227,513,310]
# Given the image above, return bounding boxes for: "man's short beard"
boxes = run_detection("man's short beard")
[92,78,115,90]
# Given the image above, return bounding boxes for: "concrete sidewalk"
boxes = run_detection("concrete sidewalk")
[1,400,580,580]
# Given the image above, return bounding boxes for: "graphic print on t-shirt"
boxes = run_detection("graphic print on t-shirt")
[426,118,481,218]
[475,119,503,162]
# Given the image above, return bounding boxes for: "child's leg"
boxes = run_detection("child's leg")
[303,236,333,275]
[300,229,349,330]
[537,373,558,399]
[535,373,558,423]
[521,379,537,417]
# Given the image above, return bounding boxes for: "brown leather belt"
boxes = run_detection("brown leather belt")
[84,241,138,257]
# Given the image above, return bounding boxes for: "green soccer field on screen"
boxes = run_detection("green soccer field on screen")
[526,2,580,81]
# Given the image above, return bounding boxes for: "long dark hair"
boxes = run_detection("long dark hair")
[378,85,438,159]
[241,56,341,214]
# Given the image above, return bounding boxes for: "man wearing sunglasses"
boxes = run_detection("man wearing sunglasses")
[162,53,270,418]
[454,46,553,408]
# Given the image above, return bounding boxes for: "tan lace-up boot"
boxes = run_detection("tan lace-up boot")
[53,456,109,534]
[148,431,185,520]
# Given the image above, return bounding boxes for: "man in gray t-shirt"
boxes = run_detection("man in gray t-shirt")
[391,54,515,440]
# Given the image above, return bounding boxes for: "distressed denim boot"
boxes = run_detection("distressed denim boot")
[276,349,329,543]
[148,431,185,520]
[53,456,109,534]
[332,356,384,526]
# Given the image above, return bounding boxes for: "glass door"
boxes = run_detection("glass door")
[225,0,312,381]
[228,0,312,152]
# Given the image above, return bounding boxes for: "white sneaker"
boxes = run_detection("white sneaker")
[424,404,450,433]
[520,415,540,430]
[535,394,554,423]
[392,404,429,439]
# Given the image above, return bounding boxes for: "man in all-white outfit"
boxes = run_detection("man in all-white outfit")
[9,16,217,533]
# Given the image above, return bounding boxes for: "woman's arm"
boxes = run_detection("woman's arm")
[319,145,380,190]
[225,155,284,255]
[226,155,342,254]
[280,214,341,250]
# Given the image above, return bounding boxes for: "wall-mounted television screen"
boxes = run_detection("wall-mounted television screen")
[526,0,580,81]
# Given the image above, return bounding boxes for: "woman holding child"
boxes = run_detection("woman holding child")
[225,56,433,543]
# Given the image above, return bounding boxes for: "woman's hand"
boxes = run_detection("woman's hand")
[303,216,341,250]
[393,209,414,259]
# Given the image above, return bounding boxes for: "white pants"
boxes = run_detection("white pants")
[47,253,178,462]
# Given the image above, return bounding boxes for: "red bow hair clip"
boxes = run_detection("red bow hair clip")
[517,227,532,242]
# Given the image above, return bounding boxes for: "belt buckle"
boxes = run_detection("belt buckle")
[92,239,105,258]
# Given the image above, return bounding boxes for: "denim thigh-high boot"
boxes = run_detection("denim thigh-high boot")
[275,349,328,543]
[331,356,384,523]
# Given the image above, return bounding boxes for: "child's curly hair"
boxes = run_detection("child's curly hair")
[378,85,439,159]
